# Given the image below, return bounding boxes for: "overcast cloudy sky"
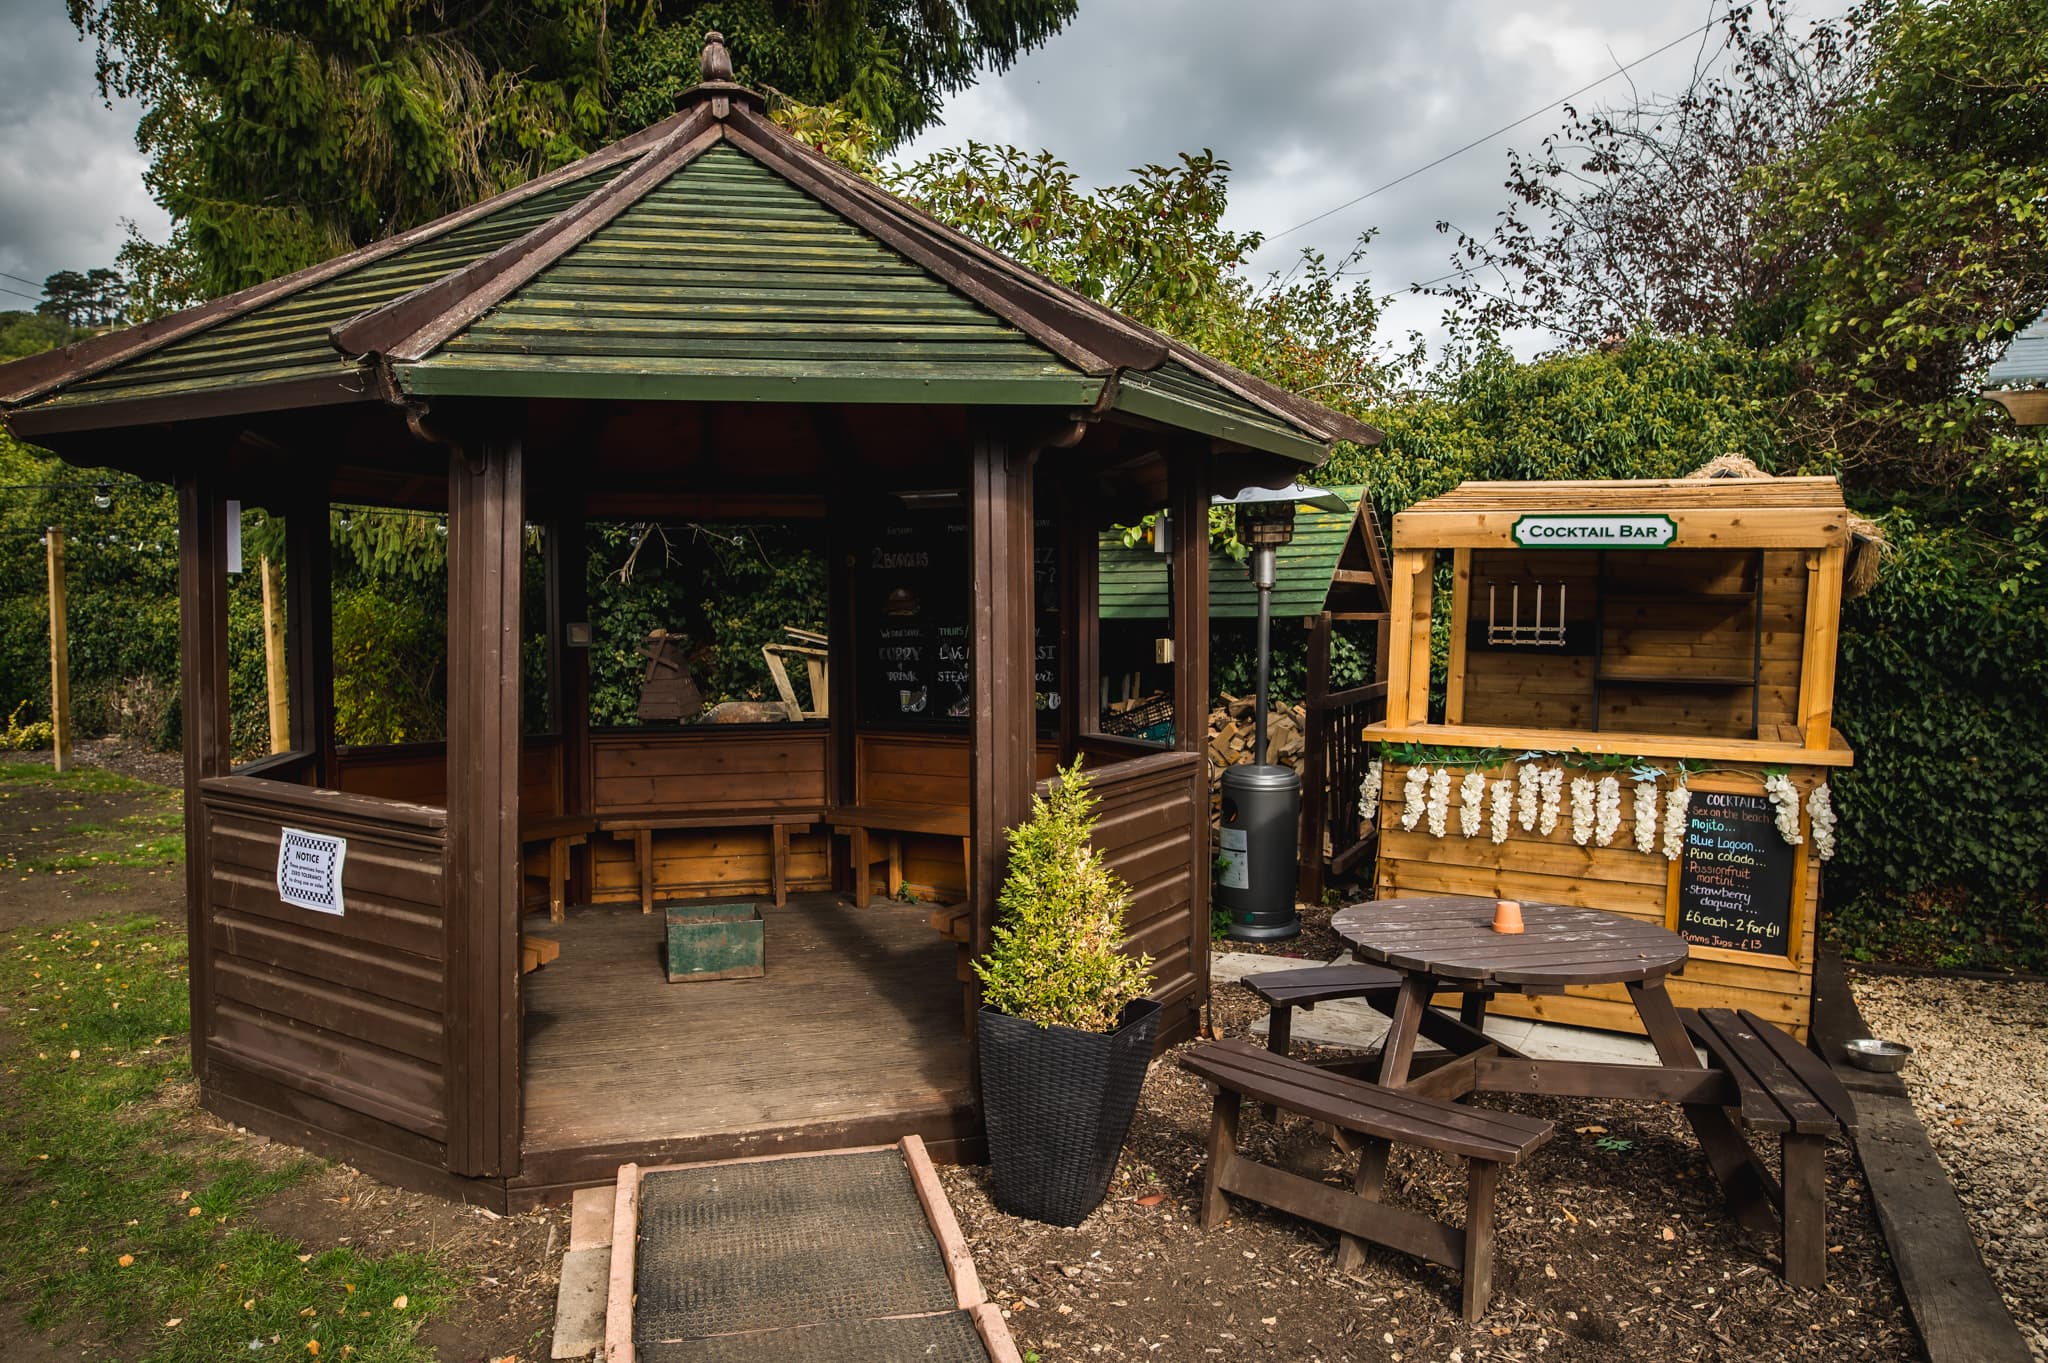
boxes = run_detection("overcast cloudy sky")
[1,0,1850,352]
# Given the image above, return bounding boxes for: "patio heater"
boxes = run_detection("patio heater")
[1214,482,1349,941]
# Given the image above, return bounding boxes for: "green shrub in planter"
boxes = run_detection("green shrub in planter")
[976,758,1152,1030]
[976,758,1159,1225]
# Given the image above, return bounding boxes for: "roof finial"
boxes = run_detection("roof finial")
[701,31,733,83]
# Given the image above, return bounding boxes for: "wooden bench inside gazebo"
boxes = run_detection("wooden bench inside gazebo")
[0,36,1378,1210]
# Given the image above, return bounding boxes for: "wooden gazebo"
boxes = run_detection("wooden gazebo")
[0,37,1377,1208]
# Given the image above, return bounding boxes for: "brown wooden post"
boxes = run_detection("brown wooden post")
[1296,611,1331,905]
[967,430,1036,960]
[1170,452,1212,1021]
[44,527,71,771]
[177,475,234,1078]
[825,483,859,820]
[259,555,290,754]
[1058,471,1100,758]
[284,490,336,784]
[444,434,524,1178]
[553,500,595,900]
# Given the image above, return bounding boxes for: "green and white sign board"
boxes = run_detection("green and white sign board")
[1511,514,1677,548]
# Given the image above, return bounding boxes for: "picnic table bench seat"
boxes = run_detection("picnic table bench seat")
[1679,1007,1859,1289]
[1181,1038,1553,1321]
[597,807,822,912]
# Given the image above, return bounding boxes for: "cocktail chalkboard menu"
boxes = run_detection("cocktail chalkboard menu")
[856,508,1059,731]
[1673,790,1796,956]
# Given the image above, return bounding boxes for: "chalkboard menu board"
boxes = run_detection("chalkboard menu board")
[1673,790,1797,956]
[855,508,1060,731]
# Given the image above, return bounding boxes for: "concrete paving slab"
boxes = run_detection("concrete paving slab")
[569,1184,614,1251]
[550,1244,611,1359]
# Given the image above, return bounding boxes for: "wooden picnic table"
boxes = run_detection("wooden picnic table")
[1331,894,1781,1237]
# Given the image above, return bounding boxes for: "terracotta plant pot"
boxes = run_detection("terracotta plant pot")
[1492,899,1525,934]
[978,998,1162,1227]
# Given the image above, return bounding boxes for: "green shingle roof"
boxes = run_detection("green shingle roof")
[37,168,626,412]
[0,54,1382,464]
[401,146,1100,407]
[1100,487,1367,620]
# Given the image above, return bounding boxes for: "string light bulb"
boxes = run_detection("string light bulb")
[93,483,112,509]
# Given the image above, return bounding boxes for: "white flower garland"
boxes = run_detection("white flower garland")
[1765,771,1804,845]
[1400,764,1428,831]
[1807,782,1837,861]
[1459,770,1486,838]
[1516,761,1542,831]
[1569,775,1597,845]
[1489,779,1513,844]
[1595,775,1622,847]
[1661,782,1692,861]
[1633,778,1660,854]
[1538,766,1564,836]
[1357,759,1383,823]
[1426,767,1452,837]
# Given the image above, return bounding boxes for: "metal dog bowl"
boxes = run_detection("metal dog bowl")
[1843,1038,1912,1073]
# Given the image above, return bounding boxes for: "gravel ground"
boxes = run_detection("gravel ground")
[1851,972,2048,1360]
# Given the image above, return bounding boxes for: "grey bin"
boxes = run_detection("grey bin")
[1216,763,1301,941]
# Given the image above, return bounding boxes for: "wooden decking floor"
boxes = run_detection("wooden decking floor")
[520,897,972,1175]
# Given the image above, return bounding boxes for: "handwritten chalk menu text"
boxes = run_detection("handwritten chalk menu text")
[1674,791,1795,956]
[276,827,346,915]
[856,507,1060,732]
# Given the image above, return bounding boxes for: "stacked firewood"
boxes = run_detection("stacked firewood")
[1206,694,1308,827]
[1207,693,1307,770]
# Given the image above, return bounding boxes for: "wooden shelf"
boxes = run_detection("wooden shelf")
[1596,671,1758,688]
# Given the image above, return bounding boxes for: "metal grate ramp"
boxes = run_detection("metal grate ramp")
[638,1311,989,1363]
[612,1139,1017,1362]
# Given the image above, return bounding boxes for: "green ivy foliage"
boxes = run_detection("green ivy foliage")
[1828,515,2048,967]
[584,521,828,728]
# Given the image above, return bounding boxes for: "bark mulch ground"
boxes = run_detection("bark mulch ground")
[941,967,1920,1363]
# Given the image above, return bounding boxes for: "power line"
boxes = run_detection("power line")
[0,284,44,305]
[0,269,42,289]
[1267,9,1726,244]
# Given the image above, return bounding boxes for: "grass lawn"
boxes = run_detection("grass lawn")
[0,764,462,1362]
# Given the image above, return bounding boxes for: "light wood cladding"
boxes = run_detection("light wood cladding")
[1395,477,1850,550]
[1373,758,1824,1040]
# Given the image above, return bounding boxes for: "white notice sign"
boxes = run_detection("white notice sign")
[277,827,346,915]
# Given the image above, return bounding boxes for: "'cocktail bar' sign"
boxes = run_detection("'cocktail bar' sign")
[1511,514,1676,548]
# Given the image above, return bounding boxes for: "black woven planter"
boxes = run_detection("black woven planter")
[978,998,1162,1227]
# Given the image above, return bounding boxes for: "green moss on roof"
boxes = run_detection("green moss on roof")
[401,145,1101,406]
[38,165,628,410]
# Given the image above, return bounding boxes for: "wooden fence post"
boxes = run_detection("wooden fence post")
[1296,612,1331,905]
[45,527,71,772]
[259,555,290,754]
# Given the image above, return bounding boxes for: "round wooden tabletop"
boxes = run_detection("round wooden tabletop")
[1332,894,1688,988]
